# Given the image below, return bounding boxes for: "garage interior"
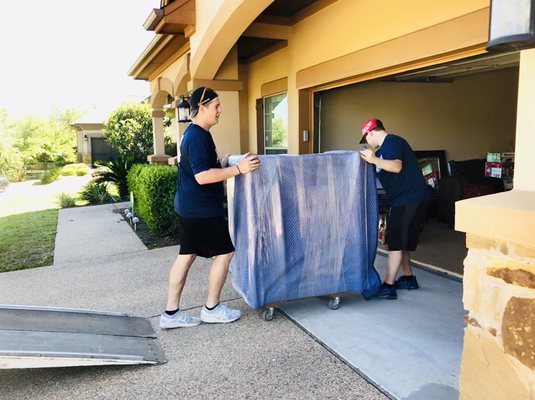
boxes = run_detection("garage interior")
[315,51,520,276]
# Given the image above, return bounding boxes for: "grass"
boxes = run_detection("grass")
[0,175,121,273]
[0,209,58,273]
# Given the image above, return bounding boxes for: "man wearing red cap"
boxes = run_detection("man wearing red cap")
[159,87,261,329]
[359,118,429,299]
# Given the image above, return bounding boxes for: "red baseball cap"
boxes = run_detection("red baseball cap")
[360,118,378,143]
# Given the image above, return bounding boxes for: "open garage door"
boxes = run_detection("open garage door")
[314,52,520,276]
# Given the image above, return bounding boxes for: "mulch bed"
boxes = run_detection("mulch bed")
[114,208,180,250]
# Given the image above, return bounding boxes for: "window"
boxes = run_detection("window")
[263,93,288,154]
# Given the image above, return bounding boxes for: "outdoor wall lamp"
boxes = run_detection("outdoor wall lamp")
[177,95,191,123]
[83,134,88,141]
[487,0,535,51]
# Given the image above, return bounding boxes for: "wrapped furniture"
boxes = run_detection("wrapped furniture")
[228,151,380,310]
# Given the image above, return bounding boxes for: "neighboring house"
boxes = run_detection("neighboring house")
[71,109,118,166]
[129,1,535,398]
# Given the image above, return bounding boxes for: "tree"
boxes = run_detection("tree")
[0,108,82,180]
[48,108,84,164]
[271,117,288,147]
[103,102,156,164]
[0,117,24,180]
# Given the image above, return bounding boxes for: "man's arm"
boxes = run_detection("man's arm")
[360,149,402,173]
[195,152,260,184]
[195,166,241,184]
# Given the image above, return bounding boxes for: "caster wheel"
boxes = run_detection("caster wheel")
[263,308,275,321]
[328,297,340,310]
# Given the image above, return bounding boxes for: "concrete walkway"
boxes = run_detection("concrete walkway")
[0,202,465,399]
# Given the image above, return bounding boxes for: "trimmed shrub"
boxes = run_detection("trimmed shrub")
[75,164,89,176]
[127,164,177,236]
[62,163,89,176]
[126,163,145,199]
[57,193,77,208]
[40,167,62,184]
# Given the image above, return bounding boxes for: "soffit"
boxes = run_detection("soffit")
[258,0,324,24]
[144,0,195,35]
[383,52,519,82]
[238,0,330,64]
[132,0,329,77]
[129,34,188,80]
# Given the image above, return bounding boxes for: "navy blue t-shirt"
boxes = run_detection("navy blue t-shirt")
[174,123,225,218]
[375,134,429,207]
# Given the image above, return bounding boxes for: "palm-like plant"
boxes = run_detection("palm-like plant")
[92,155,135,199]
[79,182,116,204]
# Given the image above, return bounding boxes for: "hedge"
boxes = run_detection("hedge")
[127,164,178,236]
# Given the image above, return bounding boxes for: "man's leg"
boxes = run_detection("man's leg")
[166,254,196,311]
[400,250,413,275]
[385,250,402,284]
[395,250,420,290]
[201,251,242,323]
[396,202,427,289]
[206,252,234,308]
[160,253,201,329]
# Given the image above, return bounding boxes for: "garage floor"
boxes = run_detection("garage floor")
[280,252,465,400]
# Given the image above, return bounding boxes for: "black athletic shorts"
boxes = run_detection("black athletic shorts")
[177,215,235,258]
[386,202,428,252]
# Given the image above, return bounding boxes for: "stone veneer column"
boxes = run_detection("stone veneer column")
[460,231,535,399]
[148,108,170,165]
[456,48,535,399]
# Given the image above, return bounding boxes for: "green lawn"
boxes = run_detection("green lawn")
[0,175,119,273]
[0,209,58,273]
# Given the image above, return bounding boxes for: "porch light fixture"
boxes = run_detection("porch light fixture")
[487,0,535,51]
[177,95,191,123]
[83,134,88,141]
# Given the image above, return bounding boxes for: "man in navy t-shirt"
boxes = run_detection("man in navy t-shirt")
[159,87,260,329]
[359,118,429,299]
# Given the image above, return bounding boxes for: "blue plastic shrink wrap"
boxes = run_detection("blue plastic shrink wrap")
[227,151,381,309]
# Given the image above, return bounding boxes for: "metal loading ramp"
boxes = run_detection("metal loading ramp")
[0,305,166,369]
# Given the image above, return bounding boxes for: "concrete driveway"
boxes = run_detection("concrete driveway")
[0,203,387,400]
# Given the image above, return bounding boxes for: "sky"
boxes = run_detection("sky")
[0,0,160,119]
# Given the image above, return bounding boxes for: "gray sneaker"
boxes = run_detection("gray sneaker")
[200,304,241,323]
[159,310,201,329]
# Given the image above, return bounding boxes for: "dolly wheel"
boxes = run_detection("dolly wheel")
[263,308,275,321]
[328,297,341,310]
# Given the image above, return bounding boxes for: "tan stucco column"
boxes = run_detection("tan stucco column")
[148,108,170,164]
[82,137,91,164]
[456,48,535,399]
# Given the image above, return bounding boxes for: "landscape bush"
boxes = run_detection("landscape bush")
[40,167,62,184]
[79,182,116,205]
[92,155,134,200]
[57,193,77,208]
[127,164,177,236]
[125,163,145,196]
[62,163,89,176]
